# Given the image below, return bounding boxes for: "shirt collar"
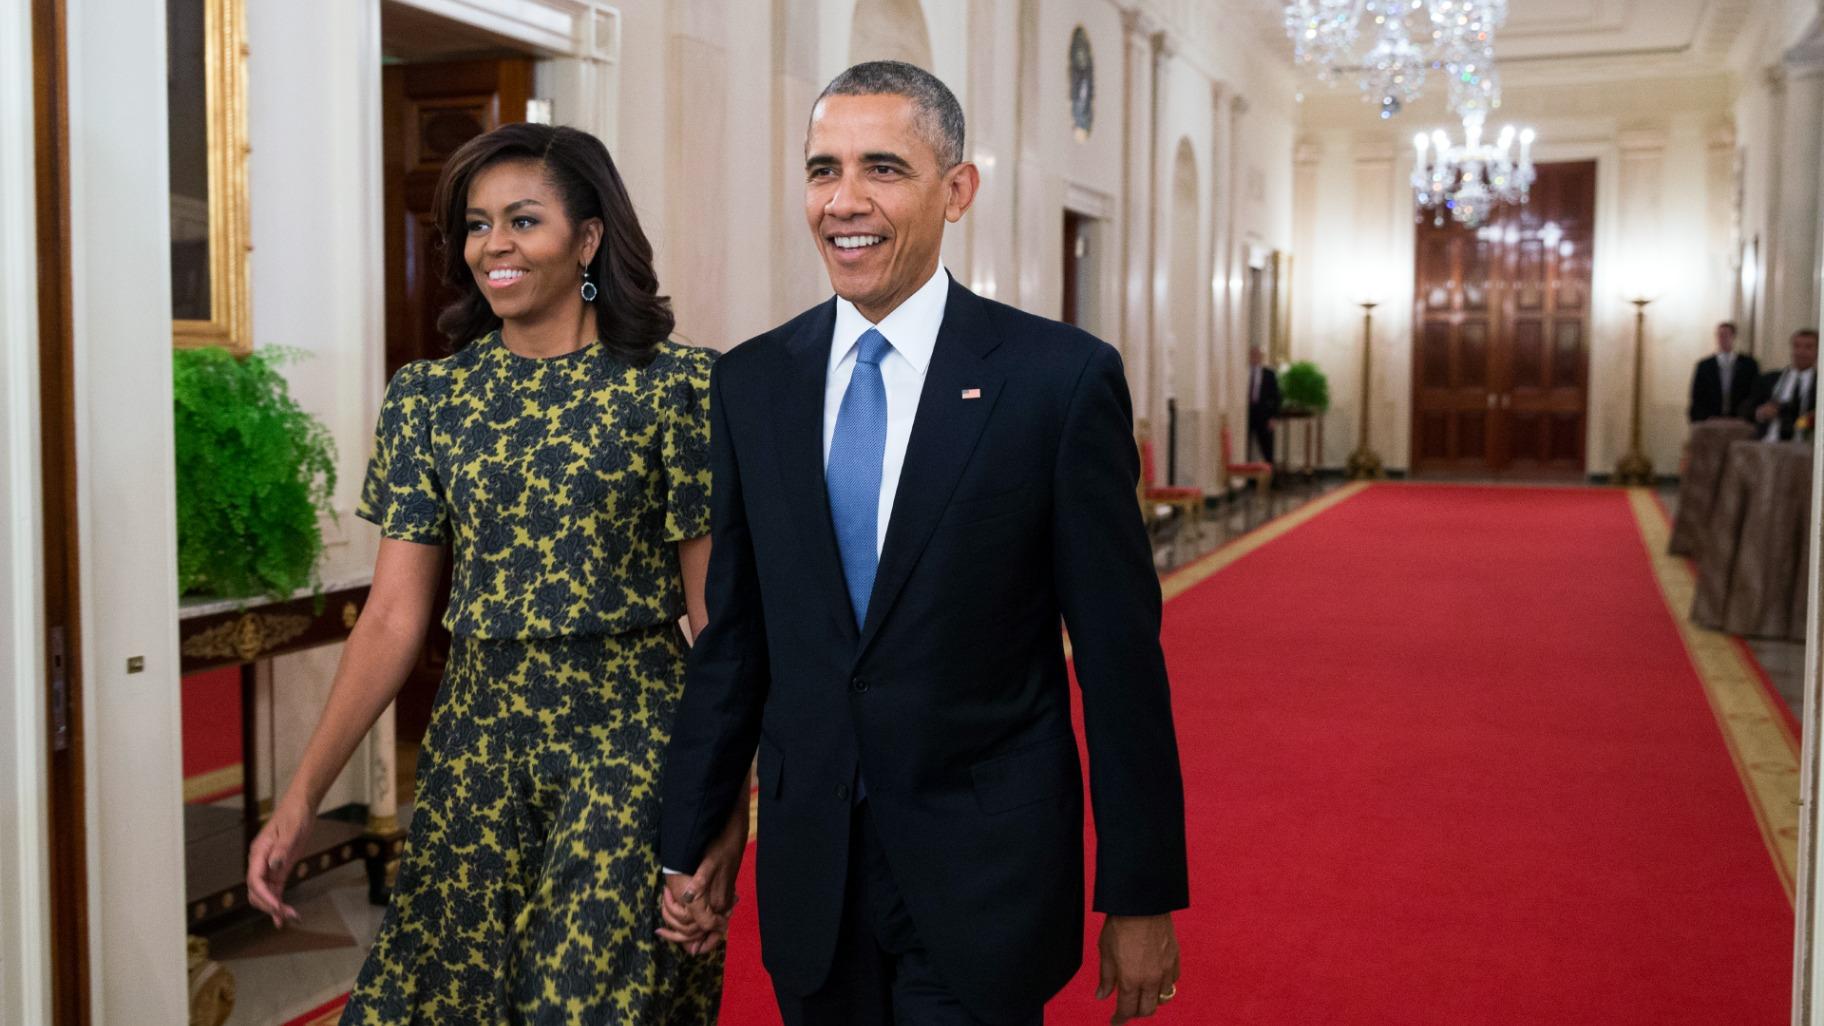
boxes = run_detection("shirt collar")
[829,263,950,376]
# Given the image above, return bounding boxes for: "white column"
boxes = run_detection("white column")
[1706,123,1738,327]
[1119,6,1159,432]
[366,704,399,833]
[1205,82,1234,488]
[67,0,189,1017]
[1769,61,1824,360]
[1147,30,1177,461]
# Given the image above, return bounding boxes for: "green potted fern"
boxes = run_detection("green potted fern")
[172,347,338,601]
[1279,360,1330,415]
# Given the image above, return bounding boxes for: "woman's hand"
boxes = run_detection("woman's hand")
[657,794,750,955]
[246,795,313,928]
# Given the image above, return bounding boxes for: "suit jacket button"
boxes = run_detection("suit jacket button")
[835,783,851,801]
[850,677,869,693]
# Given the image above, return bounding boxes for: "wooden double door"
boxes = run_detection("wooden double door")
[1411,160,1596,477]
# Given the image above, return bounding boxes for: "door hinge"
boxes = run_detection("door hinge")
[50,625,69,752]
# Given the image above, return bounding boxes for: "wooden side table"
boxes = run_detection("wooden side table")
[177,578,407,934]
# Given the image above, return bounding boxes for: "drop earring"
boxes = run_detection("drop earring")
[580,267,598,302]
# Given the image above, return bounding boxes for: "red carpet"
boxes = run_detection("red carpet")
[718,484,1795,1024]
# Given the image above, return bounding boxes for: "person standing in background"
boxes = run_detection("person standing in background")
[1687,321,1758,423]
[1247,346,1282,464]
[1745,328,1819,442]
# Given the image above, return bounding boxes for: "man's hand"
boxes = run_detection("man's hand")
[1095,913,1181,1024]
[656,794,750,955]
[1757,401,1780,423]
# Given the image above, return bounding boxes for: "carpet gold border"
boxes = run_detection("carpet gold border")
[1159,482,1373,602]
[1627,488,1799,901]
[1064,483,1373,663]
[182,763,244,804]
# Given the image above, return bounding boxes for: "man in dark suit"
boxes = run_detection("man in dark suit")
[1687,321,1758,422]
[1743,328,1819,441]
[658,61,1188,1026]
[1247,346,1282,463]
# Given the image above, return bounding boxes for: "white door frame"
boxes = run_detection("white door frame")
[0,0,52,1016]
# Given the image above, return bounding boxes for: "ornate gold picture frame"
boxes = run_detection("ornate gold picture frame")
[169,0,251,354]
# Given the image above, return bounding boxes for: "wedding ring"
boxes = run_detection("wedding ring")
[1159,985,1177,1002]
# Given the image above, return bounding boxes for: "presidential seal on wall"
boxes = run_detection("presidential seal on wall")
[1070,26,1094,141]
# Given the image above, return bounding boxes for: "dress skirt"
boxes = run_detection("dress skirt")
[342,624,724,1025]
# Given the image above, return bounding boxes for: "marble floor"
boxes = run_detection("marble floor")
[1654,485,1807,720]
[209,860,382,1026]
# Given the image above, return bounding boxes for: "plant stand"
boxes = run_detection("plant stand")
[1273,408,1325,480]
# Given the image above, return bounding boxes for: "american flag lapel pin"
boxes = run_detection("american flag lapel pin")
[961,388,982,400]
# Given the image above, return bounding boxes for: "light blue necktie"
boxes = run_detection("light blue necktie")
[827,328,892,626]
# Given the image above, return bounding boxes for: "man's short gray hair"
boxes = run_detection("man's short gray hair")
[816,60,966,169]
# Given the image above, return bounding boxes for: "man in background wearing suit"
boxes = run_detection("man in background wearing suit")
[1687,321,1758,423]
[658,61,1188,1026]
[1744,328,1819,441]
[1247,346,1282,463]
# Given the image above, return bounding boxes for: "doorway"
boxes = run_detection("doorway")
[380,5,535,745]
[1410,160,1596,477]
[1062,209,1104,332]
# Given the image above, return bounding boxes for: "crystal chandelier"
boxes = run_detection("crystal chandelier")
[1284,0,1508,119]
[1411,115,1535,227]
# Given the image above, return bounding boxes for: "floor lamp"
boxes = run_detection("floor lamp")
[1346,300,1385,479]
[1614,297,1655,486]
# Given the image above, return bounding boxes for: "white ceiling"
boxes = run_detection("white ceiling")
[1235,0,1755,84]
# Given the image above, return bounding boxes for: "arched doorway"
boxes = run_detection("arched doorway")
[1167,138,1201,487]
[848,0,933,69]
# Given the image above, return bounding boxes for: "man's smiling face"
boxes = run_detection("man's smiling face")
[803,93,976,322]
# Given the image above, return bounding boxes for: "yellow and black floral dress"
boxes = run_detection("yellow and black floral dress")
[344,332,722,1025]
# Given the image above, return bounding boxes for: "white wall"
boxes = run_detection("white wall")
[0,0,51,1020]
[65,0,190,1019]
[247,0,388,812]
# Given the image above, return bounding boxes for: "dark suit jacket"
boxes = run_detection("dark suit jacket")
[1688,353,1759,423]
[1741,367,1817,440]
[659,277,1189,1022]
[1248,366,1281,429]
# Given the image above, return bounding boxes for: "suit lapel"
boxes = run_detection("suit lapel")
[777,300,859,642]
[857,280,1005,655]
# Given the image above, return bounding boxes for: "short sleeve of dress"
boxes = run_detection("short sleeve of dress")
[356,361,450,544]
[660,346,715,542]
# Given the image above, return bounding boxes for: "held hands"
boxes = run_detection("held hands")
[1757,401,1781,423]
[657,795,750,955]
[1096,913,1182,1024]
[245,795,313,928]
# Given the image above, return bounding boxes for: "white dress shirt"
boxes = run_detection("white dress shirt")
[824,263,949,556]
[1717,352,1735,402]
[1764,367,1815,441]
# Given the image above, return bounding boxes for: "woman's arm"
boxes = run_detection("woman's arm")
[678,535,710,641]
[246,537,444,925]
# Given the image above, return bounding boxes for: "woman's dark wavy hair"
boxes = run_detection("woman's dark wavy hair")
[432,123,674,366]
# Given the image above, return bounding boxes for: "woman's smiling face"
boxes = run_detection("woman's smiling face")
[462,159,601,324]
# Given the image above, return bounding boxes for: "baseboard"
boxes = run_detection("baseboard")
[1586,472,1679,487]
